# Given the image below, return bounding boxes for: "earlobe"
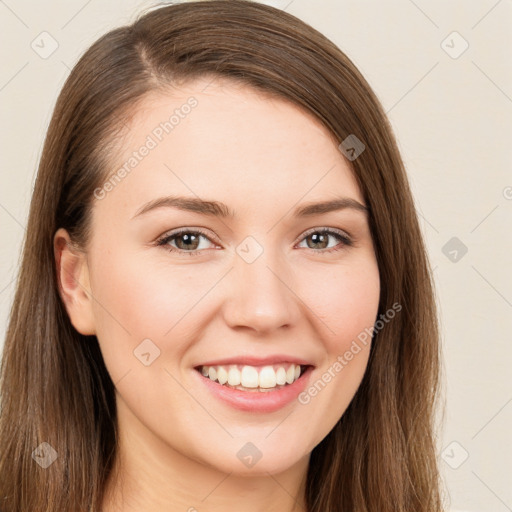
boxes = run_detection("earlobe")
[53,228,96,335]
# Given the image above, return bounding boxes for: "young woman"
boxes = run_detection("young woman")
[0,1,444,510]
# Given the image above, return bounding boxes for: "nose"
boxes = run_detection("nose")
[222,246,302,335]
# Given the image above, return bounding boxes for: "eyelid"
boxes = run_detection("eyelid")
[156,226,219,246]
[293,226,352,247]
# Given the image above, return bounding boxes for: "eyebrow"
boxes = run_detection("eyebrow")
[131,195,369,220]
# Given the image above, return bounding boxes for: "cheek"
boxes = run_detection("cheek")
[290,260,379,443]
[299,258,380,352]
[87,246,221,371]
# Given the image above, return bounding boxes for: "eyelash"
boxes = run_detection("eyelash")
[156,227,353,257]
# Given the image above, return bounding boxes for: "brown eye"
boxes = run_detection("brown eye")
[173,232,201,250]
[305,232,329,249]
[297,229,352,253]
[157,229,216,256]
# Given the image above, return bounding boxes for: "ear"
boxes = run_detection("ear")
[54,228,96,335]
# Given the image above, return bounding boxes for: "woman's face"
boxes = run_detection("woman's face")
[76,78,380,476]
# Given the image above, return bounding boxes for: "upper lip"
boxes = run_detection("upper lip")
[195,355,314,368]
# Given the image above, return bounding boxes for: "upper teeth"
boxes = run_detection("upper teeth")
[200,364,302,389]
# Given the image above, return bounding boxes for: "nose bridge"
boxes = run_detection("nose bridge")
[223,235,300,333]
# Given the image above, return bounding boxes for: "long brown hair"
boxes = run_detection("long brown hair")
[0,1,444,510]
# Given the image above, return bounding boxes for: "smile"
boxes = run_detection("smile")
[197,363,307,392]
[193,359,315,413]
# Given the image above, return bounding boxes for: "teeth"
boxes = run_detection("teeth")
[217,366,228,385]
[285,365,295,384]
[227,365,241,386]
[258,366,277,388]
[276,367,286,385]
[241,366,259,388]
[199,363,304,390]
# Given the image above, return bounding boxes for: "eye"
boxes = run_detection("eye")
[156,227,353,257]
[295,228,352,254]
[156,228,217,256]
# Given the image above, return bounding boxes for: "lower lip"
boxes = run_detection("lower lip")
[194,366,314,413]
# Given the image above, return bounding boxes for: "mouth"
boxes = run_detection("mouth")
[194,362,312,393]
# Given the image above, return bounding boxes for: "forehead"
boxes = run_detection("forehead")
[94,78,364,221]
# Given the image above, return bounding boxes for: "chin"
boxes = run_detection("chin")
[197,441,309,477]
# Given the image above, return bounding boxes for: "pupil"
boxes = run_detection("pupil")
[179,233,198,249]
[310,232,327,249]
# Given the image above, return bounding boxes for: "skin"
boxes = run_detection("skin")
[54,78,380,512]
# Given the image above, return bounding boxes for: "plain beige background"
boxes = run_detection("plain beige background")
[1,1,511,510]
